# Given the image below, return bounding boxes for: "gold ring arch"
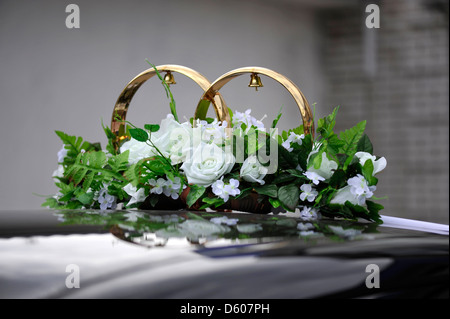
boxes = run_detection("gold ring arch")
[193,66,314,136]
[110,64,226,146]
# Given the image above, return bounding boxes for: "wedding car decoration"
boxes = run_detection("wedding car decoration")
[43,63,387,223]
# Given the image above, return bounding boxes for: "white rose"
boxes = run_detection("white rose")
[123,183,147,206]
[120,138,155,165]
[151,114,192,165]
[329,185,359,206]
[240,155,268,185]
[355,152,387,175]
[307,152,338,180]
[180,142,235,186]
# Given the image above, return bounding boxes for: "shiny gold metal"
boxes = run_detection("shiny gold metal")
[248,73,263,91]
[163,71,176,85]
[194,66,315,136]
[111,64,225,148]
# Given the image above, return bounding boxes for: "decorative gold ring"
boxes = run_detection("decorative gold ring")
[193,66,314,136]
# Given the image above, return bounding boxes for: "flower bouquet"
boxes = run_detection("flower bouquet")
[44,63,386,223]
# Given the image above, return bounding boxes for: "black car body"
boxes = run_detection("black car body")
[0,209,448,300]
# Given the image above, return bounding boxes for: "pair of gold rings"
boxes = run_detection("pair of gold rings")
[111,65,314,144]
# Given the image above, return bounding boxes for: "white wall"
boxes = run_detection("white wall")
[0,0,325,211]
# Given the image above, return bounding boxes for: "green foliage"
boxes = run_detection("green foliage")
[339,120,366,155]
[186,185,206,208]
[278,184,300,211]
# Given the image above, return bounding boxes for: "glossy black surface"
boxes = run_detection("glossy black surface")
[0,209,448,299]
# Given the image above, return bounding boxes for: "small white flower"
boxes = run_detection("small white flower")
[196,119,228,145]
[330,174,376,206]
[347,174,376,205]
[299,206,321,221]
[211,178,240,202]
[355,152,387,175]
[299,184,318,202]
[225,178,241,197]
[163,177,183,200]
[149,178,166,195]
[281,132,304,152]
[98,188,117,211]
[232,109,265,132]
[123,183,147,206]
[211,178,225,197]
[304,171,325,185]
[57,146,68,163]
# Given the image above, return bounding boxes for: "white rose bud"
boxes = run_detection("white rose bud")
[240,155,268,185]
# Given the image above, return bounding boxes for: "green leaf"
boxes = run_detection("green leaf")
[339,120,366,155]
[144,124,160,132]
[317,106,339,139]
[253,184,278,198]
[42,197,59,208]
[328,169,347,189]
[357,133,373,154]
[108,150,130,172]
[268,197,281,208]
[278,184,300,210]
[129,128,148,142]
[186,185,206,208]
[272,173,296,184]
[76,191,94,205]
[271,107,283,129]
[145,156,171,175]
[201,197,225,208]
[146,60,179,122]
[125,163,140,186]
[362,160,378,186]
[366,200,384,223]
[148,194,159,207]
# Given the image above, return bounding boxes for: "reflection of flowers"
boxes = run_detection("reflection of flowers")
[155,219,231,242]
[299,206,321,221]
[328,225,362,239]
[210,216,239,226]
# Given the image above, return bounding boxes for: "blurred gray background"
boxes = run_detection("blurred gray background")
[0,0,448,224]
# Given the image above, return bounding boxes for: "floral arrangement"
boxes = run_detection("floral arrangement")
[43,65,387,223]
